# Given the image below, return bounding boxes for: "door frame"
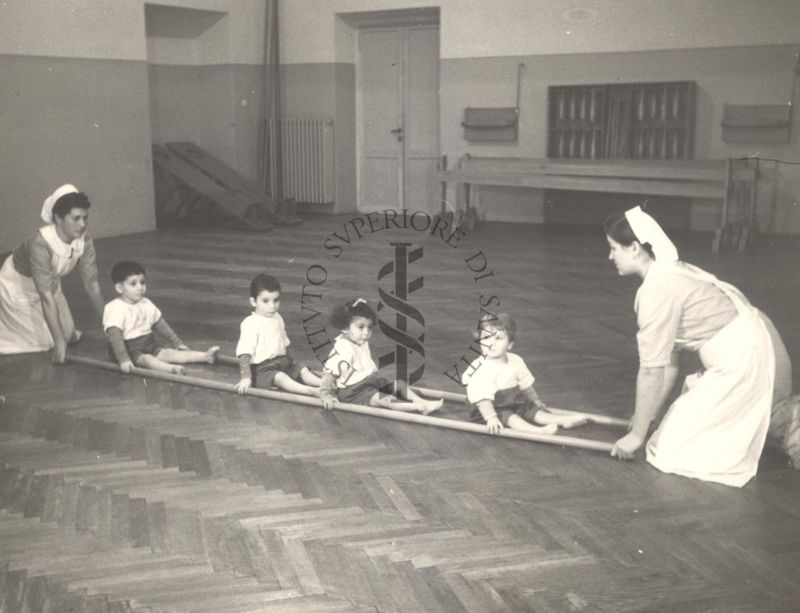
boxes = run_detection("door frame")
[350,10,440,213]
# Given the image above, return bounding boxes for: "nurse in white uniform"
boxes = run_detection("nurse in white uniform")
[0,185,105,363]
[605,206,777,487]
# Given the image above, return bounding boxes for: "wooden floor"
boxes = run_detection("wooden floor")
[1,216,799,612]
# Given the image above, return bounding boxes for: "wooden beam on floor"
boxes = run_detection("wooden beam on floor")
[214,354,630,429]
[66,355,615,453]
[412,385,630,429]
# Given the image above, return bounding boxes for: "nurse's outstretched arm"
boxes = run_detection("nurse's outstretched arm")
[39,289,68,363]
[611,356,678,459]
[78,240,105,317]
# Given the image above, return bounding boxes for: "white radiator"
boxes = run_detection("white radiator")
[261,118,335,204]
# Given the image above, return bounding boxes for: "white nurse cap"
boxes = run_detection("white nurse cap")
[41,184,79,223]
[624,205,679,262]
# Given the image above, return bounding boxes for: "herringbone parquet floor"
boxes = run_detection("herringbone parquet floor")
[1,215,799,612]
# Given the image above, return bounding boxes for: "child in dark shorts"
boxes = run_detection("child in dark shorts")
[462,313,587,434]
[319,298,442,414]
[235,274,322,395]
[103,261,219,375]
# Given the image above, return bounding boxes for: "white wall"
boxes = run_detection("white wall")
[279,0,800,63]
[277,0,800,233]
[439,45,800,231]
[0,1,157,253]
[3,0,800,253]
[440,0,800,58]
[145,1,266,181]
[144,0,265,65]
[0,0,147,60]
[0,0,267,253]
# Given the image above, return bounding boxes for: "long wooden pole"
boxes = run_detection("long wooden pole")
[414,385,629,428]
[67,355,615,453]
[215,355,629,429]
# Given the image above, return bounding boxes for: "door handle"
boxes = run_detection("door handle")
[390,127,403,141]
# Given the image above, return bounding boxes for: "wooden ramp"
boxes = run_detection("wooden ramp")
[152,144,273,232]
[167,142,303,226]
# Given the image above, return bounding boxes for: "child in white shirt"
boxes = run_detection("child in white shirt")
[103,261,219,375]
[463,313,586,434]
[235,274,321,395]
[320,298,442,414]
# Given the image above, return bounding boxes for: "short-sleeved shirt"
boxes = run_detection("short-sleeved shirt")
[462,352,535,404]
[103,297,162,340]
[635,262,737,368]
[323,335,377,388]
[235,312,290,364]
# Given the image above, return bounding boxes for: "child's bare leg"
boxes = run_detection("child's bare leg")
[272,372,317,396]
[299,367,323,387]
[533,410,587,429]
[135,354,185,375]
[157,346,219,364]
[507,414,558,434]
[369,392,420,412]
[402,386,443,415]
[369,391,441,414]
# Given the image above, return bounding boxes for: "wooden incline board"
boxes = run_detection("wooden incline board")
[166,141,303,226]
[152,144,272,231]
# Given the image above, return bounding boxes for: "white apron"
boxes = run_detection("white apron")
[645,263,775,487]
[0,225,85,354]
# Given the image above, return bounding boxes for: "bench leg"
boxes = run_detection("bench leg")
[712,227,722,253]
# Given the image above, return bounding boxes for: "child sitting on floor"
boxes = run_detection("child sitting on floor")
[235,273,322,395]
[104,261,219,375]
[320,298,442,414]
[462,313,586,434]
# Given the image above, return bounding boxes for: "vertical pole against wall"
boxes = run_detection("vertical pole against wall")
[263,0,283,201]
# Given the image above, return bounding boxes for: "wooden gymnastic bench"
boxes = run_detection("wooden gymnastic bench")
[439,156,759,252]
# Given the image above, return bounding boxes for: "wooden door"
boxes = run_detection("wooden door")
[358,25,439,213]
[403,26,439,213]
